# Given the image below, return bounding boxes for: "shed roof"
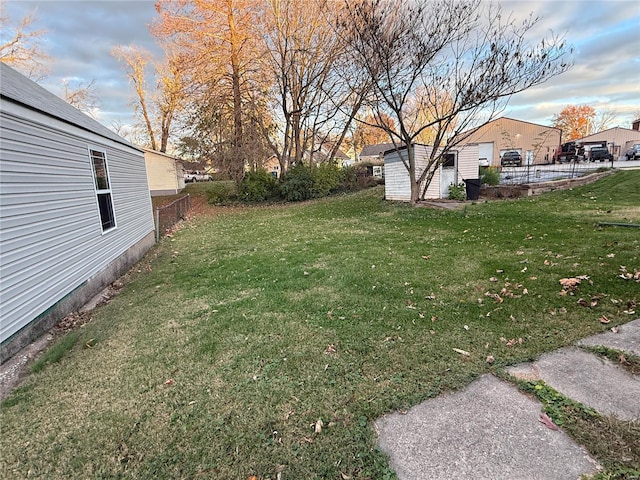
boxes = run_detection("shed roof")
[0,63,138,150]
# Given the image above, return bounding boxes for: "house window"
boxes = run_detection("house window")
[89,149,116,231]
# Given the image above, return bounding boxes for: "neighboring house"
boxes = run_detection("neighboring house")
[143,148,185,196]
[574,127,640,159]
[0,63,155,362]
[384,143,479,201]
[305,142,351,165]
[359,143,398,163]
[456,117,561,167]
[263,155,282,178]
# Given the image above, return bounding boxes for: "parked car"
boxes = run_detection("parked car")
[588,146,613,162]
[625,144,640,161]
[501,151,522,167]
[184,170,213,182]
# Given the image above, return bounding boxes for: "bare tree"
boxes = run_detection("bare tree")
[112,45,158,150]
[0,10,49,80]
[343,0,572,203]
[261,0,368,173]
[112,44,186,153]
[153,0,260,179]
[61,78,100,116]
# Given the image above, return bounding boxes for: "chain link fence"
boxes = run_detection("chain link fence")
[499,162,611,185]
[154,194,191,241]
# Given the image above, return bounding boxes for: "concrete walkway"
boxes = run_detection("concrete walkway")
[375,319,639,480]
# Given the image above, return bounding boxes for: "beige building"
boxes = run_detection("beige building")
[576,127,640,158]
[143,148,185,196]
[458,117,561,166]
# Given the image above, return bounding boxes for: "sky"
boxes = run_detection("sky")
[2,0,640,136]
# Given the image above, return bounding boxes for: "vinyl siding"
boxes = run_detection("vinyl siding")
[144,149,184,196]
[456,145,481,181]
[0,99,154,343]
[384,148,412,201]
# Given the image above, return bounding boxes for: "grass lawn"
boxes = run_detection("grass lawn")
[2,171,639,479]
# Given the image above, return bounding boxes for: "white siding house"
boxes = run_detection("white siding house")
[384,144,479,201]
[0,63,155,361]
[143,148,185,196]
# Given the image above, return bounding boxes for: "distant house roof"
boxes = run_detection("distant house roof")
[574,126,640,145]
[0,62,137,150]
[360,143,402,158]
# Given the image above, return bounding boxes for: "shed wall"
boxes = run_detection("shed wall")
[144,150,185,196]
[384,144,479,201]
[0,99,155,345]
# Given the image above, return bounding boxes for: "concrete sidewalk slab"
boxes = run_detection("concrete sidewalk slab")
[375,374,598,480]
[508,348,640,421]
[577,319,640,356]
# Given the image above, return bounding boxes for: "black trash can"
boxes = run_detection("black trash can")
[465,178,481,201]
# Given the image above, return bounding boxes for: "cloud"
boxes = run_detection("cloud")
[4,0,640,133]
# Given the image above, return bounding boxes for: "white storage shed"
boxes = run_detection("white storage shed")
[384,143,480,201]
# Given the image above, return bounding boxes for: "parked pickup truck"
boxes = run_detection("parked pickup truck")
[184,171,213,182]
[588,146,613,162]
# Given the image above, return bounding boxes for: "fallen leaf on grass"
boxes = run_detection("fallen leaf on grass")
[539,413,559,430]
[422,255,431,260]
[486,355,495,364]
[559,277,581,290]
[611,327,619,333]
[324,344,337,355]
[485,292,504,303]
[164,379,175,386]
[341,472,352,480]
[315,419,323,434]
[599,315,610,324]
[453,348,470,356]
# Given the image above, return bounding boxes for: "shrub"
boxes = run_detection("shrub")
[448,182,467,201]
[480,166,500,186]
[279,163,314,201]
[206,181,237,204]
[339,165,358,192]
[239,170,279,202]
[311,162,344,198]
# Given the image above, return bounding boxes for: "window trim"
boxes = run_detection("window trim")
[88,146,117,233]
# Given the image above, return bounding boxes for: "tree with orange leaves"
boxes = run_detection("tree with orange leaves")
[552,105,596,141]
[152,0,261,179]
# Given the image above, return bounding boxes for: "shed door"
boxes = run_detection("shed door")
[440,153,457,198]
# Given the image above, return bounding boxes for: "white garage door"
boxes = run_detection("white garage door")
[478,142,493,166]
